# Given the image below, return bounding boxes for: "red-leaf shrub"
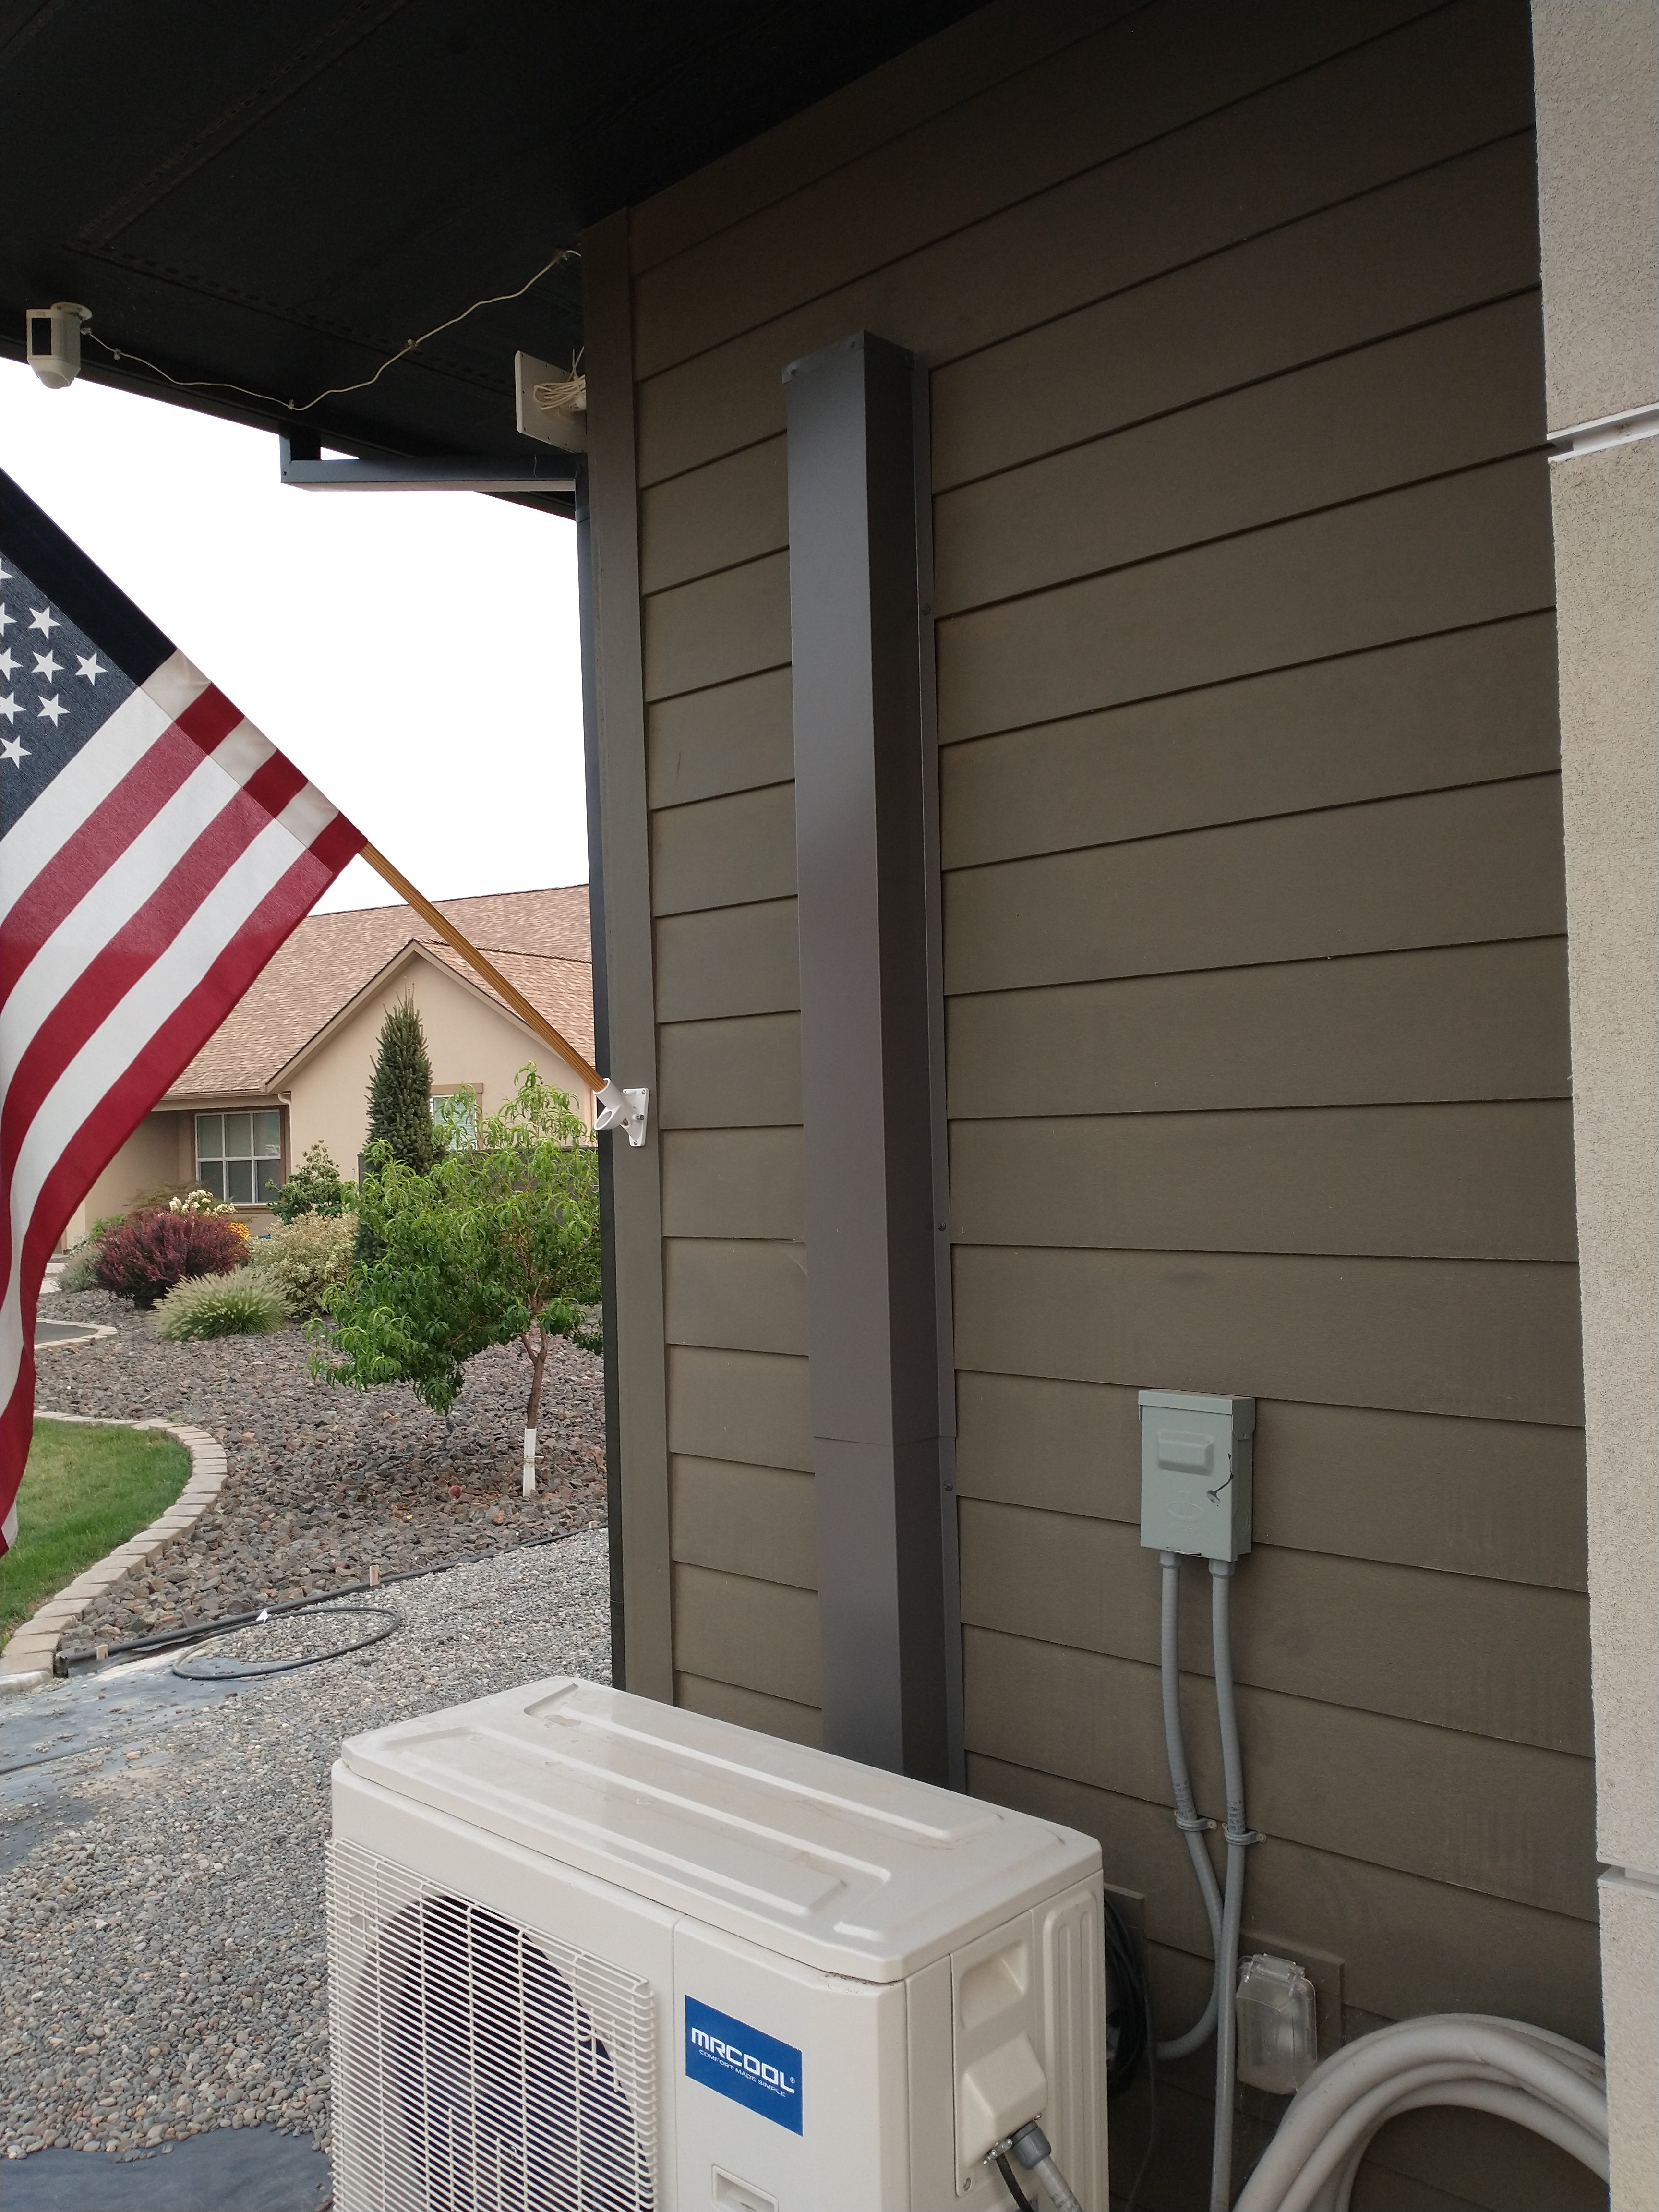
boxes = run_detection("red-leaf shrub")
[95,1210,246,1309]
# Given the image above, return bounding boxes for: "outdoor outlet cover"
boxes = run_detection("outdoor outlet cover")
[1138,1389,1256,1561]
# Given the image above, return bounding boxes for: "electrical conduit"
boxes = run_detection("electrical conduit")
[1152,1552,1257,2210]
[1208,1559,1255,2212]
[1154,1551,1224,2062]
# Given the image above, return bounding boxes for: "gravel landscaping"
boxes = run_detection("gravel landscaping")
[29,1289,605,1658]
[0,1531,611,2159]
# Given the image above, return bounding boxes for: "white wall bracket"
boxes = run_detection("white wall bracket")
[1547,398,1659,460]
[594,1078,649,1147]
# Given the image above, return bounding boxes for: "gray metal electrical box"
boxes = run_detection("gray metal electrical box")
[1138,1390,1256,1561]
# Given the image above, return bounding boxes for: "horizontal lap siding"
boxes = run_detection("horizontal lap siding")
[941,615,1561,869]
[955,1374,1587,1592]
[950,1104,1578,1261]
[625,8,1590,2195]
[946,941,1572,1118]
[633,2,1533,484]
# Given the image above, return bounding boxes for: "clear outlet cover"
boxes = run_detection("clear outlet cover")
[1235,1952,1318,2096]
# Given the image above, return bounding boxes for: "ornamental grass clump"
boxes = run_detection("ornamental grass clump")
[153,1272,290,1341]
[95,1209,247,1310]
[249,1210,356,1319]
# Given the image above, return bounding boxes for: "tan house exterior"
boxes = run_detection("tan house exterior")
[61,887,594,1244]
[17,3,1659,2200]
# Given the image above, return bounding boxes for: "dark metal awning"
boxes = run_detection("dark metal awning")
[2,1,976,494]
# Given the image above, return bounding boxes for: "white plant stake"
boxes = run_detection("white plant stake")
[523,1427,537,1497]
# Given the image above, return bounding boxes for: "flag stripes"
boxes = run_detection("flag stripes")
[0,471,365,1549]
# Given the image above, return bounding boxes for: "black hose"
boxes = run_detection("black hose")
[1104,1891,1150,2097]
[171,1603,403,1680]
[1122,2038,1159,2212]
[1104,1894,1158,2212]
[994,2151,1037,2212]
[53,1525,586,1676]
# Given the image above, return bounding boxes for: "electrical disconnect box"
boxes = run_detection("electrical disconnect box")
[1138,1390,1255,1561]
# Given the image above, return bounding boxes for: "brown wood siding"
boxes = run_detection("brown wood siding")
[620,5,1590,2202]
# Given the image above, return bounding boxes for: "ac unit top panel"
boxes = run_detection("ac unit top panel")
[339,1678,1099,1981]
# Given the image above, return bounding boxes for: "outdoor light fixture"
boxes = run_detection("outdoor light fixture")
[25,302,91,387]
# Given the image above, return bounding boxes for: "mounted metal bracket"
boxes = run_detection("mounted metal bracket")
[278,435,576,493]
[594,1079,649,1147]
[1547,398,1659,461]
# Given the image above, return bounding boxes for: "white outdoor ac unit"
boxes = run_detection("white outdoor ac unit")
[328,1678,1107,2212]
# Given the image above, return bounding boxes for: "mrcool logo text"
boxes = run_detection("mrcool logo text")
[684,1997,804,2133]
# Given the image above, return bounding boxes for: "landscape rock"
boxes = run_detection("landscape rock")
[29,1293,604,1658]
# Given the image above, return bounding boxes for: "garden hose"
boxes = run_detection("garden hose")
[171,1601,402,1679]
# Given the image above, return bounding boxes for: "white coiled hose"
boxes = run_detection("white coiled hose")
[1232,2014,1608,2212]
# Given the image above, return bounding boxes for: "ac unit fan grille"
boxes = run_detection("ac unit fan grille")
[328,1839,657,2212]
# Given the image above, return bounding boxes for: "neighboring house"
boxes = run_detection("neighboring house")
[61,887,593,1243]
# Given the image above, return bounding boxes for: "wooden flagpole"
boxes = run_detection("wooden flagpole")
[358,842,604,1093]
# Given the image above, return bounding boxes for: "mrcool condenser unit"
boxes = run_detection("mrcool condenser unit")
[328,1679,1107,2212]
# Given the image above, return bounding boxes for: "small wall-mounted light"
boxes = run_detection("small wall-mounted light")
[25,302,91,388]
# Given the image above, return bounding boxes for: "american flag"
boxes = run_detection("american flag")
[0,468,364,1549]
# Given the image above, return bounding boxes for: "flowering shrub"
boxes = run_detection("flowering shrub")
[249,1211,355,1318]
[95,1210,247,1309]
[269,1141,354,1223]
[168,1187,238,1219]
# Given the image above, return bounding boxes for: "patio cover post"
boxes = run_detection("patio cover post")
[785,331,958,1784]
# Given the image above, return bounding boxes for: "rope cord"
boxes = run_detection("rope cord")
[81,245,578,417]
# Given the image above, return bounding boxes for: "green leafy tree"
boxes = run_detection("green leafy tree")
[315,1067,601,1491]
[269,1140,355,1223]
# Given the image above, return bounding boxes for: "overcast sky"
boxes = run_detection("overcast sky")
[0,359,587,913]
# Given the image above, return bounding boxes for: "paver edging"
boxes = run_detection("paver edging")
[0,1414,228,1679]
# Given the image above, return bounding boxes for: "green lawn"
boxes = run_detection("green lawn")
[0,1420,190,1646]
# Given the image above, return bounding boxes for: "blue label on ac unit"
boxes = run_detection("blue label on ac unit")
[685,1997,803,2133]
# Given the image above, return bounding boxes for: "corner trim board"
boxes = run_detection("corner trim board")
[579,208,674,1700]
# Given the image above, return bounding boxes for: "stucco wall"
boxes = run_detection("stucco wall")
[1534,2,1659,2202]
[284,954,594,1179]
[60,1111,192,1247]
[1533,1,1659,429]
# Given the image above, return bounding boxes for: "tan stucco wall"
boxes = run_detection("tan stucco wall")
[1534,1,1659,428]
[284,955,594,1180]
[1555,437,1659,1872]
[1535,3,1659,2200]
[60,1111,192,1247]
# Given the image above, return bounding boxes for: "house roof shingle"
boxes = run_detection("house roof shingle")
[162,886,592,1099]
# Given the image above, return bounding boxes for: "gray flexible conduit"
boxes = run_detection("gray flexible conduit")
[1153,1552,1258,2208]
[1209,1559,1254,2212]
[1154,1551,1225,2063]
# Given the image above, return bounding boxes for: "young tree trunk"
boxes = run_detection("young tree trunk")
[522,1325,550,1495]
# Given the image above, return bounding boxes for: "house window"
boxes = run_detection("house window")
[430,1089,480,1152]
[195,1110,282,1204]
